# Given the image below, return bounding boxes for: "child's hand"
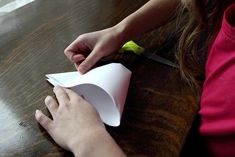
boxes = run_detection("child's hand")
[64,26,125,74]
[35,86,106,153]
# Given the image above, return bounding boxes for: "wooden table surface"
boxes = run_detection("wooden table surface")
[0,0,198,156]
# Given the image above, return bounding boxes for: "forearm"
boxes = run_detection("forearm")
[114,0,180,42]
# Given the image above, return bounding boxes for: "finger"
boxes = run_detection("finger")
[64,48,76,62]
[64,39,80,60]
[74,63,79,71]
[74,63,85,74]
[53,86,70,104]
[78,48,102,74]
[35,110,53,131]
[64,88,83,101]
[72,54,85,63]
[64,38,90,62]
[45,96,58,118]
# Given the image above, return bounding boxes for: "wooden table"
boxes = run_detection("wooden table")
[0,0,198,156]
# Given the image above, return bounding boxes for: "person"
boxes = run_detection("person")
[35,0,235,156]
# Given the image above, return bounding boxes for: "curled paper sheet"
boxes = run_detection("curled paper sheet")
[46,63,132,127]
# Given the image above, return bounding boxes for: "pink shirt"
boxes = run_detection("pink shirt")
[200,3,235,157]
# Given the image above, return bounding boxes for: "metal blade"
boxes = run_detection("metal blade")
[142,53,179,68]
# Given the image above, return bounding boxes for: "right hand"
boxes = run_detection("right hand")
[64,26,125,74]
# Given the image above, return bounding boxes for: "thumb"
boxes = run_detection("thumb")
[78,47,103,74]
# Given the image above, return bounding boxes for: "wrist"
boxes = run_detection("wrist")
[112,21,132,45]
[69,126,107,157]
[70,126,126,157]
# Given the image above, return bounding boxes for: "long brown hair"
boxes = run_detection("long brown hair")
[176,0,223,97]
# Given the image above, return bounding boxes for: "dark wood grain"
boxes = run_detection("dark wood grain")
[0,0,197,157]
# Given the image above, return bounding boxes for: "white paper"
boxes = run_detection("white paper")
[46,63,132,127]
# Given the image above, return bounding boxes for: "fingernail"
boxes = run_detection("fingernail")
[35,109,40,114]
[45,95,52,103]
[53,86,60,90]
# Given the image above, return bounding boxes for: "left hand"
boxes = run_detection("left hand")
[35,86,106,152]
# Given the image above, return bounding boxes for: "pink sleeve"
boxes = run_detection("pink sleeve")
[199,3,235,157]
